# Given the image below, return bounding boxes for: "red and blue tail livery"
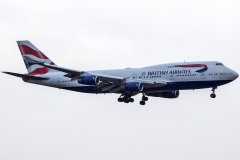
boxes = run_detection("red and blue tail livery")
[3,40,239,105]
[17,41,56,76]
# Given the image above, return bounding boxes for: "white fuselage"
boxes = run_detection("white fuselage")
[27,61,238,94]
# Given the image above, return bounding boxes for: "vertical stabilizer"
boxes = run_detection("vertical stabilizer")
[17,40,57,75]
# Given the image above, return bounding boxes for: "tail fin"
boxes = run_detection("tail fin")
[17,40,57,76]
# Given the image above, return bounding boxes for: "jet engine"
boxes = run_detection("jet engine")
[78,75,100,85]
[123,82,143,92]
[146,90,179,98]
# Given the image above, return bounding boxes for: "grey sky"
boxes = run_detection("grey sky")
[0,0,240,160]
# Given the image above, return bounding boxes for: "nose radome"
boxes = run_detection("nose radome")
[232,70,239,80]
[235,71,239,79]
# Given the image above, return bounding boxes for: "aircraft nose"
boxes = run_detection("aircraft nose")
[234,71,239,79]
[231,70,239,80]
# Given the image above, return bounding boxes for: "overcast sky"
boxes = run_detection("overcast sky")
[0,0,240,160]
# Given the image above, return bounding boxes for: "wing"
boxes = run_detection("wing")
[40,63,168,92]
[40,63,124,81]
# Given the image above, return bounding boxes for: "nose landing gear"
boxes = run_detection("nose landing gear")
[210,87,217,98]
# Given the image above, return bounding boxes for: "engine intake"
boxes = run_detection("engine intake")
[146,90,179,98]
[123,82,143,92]
[78,75,100,85]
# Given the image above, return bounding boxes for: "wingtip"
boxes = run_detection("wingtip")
[2,71,12,76]
[2,71,13,75]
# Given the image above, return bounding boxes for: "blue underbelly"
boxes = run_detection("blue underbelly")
[62,80,232,93]
[144,80,232,92]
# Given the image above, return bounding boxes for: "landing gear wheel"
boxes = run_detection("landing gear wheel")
[117,94,134,103]
[118,97,123,102]
[123,97,130,103]
[210,93,216,98]
[139,94,148,105]
[129,98,134,102]
[140,101,146,105]
[210,87,217,99]
[142,96,148,101]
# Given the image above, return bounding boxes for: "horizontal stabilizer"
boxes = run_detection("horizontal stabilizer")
[2,71,49,80]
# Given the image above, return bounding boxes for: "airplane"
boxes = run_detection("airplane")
[3,40,239,105]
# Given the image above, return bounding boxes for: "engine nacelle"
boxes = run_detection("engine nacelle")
[78,75,100,85]
[146,90,179,98]
[123,82,143,92]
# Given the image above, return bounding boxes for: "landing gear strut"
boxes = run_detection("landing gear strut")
[140,94,148,105]
[210,87,217,98]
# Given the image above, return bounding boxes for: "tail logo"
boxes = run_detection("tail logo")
[17,41,56,76]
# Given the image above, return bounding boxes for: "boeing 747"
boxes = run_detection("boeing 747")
[3,41,239,105]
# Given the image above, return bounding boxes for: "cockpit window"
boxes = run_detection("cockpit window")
[216,63,223,66]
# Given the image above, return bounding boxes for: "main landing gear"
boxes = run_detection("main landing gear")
[118,95,134,103]
[117,94,149,105]
[210,87,217,98]
[140,94,148,105]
